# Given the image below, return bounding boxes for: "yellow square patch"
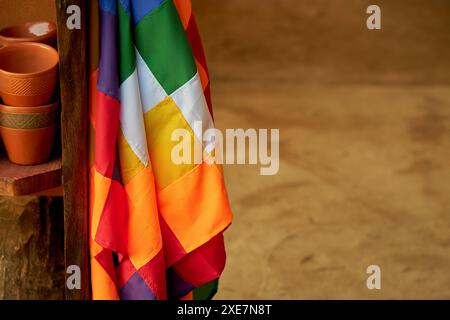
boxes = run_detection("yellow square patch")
[144,96,201,191]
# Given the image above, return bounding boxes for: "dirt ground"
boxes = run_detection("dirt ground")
[192,0,450,299]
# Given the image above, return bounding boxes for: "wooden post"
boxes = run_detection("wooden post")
[55,0,89,300]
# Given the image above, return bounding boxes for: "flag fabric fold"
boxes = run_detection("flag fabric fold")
[89,0,233,300]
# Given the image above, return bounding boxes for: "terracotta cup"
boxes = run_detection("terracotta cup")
[0,102,58,165]
[0,42,59,107]
[0,21,57,47]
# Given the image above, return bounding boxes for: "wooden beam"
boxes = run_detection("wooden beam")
[55,0,89,300]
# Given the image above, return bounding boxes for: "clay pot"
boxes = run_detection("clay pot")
[0,102,58,165]
[0,42,59,107]
[0,21,57,47]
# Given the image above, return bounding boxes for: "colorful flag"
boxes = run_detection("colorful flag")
[89,0,233,300]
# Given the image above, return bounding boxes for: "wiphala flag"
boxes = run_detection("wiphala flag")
[88,0,233,300]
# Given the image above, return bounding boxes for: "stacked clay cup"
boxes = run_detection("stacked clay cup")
[0,21,57,48]
[0,21,58,165]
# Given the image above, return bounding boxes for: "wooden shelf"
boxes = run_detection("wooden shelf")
[0,0,89,299]
[0,154,62,196]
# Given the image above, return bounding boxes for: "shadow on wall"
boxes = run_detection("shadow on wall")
[192,0,450,85]
[0,0,56,29]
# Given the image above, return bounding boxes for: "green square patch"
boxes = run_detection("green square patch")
[134,0,197,95]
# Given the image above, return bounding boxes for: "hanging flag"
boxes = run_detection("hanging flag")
[89,0,233,300]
